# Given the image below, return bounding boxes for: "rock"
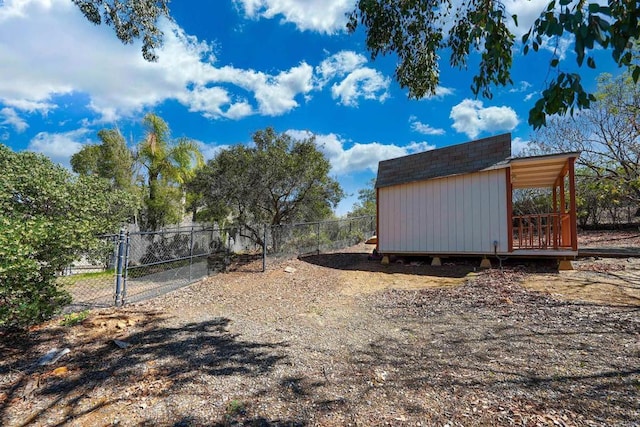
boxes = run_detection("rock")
[113,339,131,349]
[37,348,70,366]
[51,366,68,376]
[284,266,296,273]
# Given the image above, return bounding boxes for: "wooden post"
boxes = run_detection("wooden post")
[552,183,558,248]
[506,168,513,252]
[376,187,380,252]
[568,157,578,251]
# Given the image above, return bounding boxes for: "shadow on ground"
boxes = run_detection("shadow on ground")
[299,252,559,278]
[0,313,288,426]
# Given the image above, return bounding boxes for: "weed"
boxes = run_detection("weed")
[61,310,90,327]
[226,399,246,416]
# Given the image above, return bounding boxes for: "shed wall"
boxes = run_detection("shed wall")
[378,169,508,254]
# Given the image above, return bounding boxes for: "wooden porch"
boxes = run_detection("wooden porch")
[507,152,580,253]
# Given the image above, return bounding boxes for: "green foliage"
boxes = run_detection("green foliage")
[575,167,616,226]
[72,0,170,61]
[72,128,136,191]
[71,128,141,224]
[0,144,136,330]
[61,310,90,327]
[137,113,204,230]
[348,0,514,101]
[57,269,114,288]
[348,178,376,217]
[0,217,72,329]
[349,0,640,129]
[192,127,344,244]
[225,399,246,416]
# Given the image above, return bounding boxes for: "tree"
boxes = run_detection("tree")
[71,127,141,223]
[192,127,344,244]
[348,178,376,217]
[0,144,137,329]
[348,0,640,128]
[137,113,204,230]
[71,128,136,191]
[531,71,640,210]
[530,71,640,225]
[72,0,170,61]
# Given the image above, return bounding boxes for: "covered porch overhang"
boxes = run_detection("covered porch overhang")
[506,152,580,253]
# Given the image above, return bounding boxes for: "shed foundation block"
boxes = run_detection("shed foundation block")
[431,257,441,266]
[558,259,574,271]
[381,256,390,265]
[480,257,492,268]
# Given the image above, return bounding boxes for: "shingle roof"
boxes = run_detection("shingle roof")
[375,133,512,189]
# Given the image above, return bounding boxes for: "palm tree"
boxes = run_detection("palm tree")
[137,113,204,230]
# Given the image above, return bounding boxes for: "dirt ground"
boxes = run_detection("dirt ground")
[1,232,639,426]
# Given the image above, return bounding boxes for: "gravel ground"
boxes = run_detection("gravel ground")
[1,237,639,426]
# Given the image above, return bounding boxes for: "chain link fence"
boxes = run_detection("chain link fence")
[57,234,120,312]
[268,215,376,259]
[58,215,375,311]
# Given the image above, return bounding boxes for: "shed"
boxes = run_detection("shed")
[375,133,580,258]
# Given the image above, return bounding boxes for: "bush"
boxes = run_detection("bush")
[0,145,136,330]
[0,218,71,329]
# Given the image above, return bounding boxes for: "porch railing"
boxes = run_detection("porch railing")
[512,213,571,250]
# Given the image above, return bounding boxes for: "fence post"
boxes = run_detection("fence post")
[188,226,195,282]
[114,228,125,307]
[210,226,215,255]
[122,231,130,306]
[262,224,267,272]
[316,221,321,254]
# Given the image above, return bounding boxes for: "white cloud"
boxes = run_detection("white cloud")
[421,86,455,100]
[316,51,367,85]
[287,130,434,175]
[450,99,519,139]
[0,0,323,123]
[409,115,445,135]
[195,141,232,160]
[512,137,529,155]
[252,63,315,115]
[315,51,390,106]
[509,81,532,93]
[225,101,254,120]
[3,99,55,114]
[504,0,552,38]
[539,35,573,61]
[407,141,437,152]
[27,128,91,166]
[204,62,315,116]
[233,0,354,34]
[0,107,28,132]
[331,68,390,107]
[524,92,537,102]
[505,0,575,60]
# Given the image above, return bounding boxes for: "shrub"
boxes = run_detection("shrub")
[0,145,136,330]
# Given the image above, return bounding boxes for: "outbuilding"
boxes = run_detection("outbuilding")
[374,133,580,261]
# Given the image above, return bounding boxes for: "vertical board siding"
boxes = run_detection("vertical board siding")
[480,172,490,250]
[425,183,433,250]
[378,169,508,254]
[455,177,465,250]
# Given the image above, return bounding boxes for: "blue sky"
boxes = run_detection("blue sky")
[0,0,623,215]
